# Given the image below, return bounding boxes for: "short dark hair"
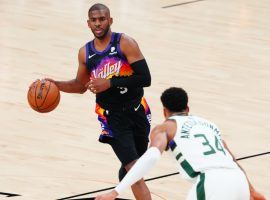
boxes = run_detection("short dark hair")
[88,3,110,16]
[160,87,188,112]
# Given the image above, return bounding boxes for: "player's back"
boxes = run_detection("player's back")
[168,115,238,180]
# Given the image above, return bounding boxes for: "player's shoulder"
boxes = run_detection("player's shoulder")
[119,33,138,47]
[165,119,177,138]
[164,118,177,126]
[151,120,177,141]
[79,45,86,52]
[78,45,87,62]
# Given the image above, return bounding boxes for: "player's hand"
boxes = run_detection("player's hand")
[250,189,266,200]
[43,78,61,89]
[95,190,118,200]
[28,79,40,89]
[85,78,111,94]
[44,78,55,83]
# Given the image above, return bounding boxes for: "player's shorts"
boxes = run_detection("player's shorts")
[95,97,151,166]
[186,168,250,200]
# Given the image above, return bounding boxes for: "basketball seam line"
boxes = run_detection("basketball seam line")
[38,91,60,112]
[38,81,51,110]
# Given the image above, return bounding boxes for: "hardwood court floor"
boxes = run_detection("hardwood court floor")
[0,0,269,199]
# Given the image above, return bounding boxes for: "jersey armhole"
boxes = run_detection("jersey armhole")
[85,42,90,67]
[116,33,126,60]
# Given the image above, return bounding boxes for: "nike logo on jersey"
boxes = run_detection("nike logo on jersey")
[134,104,141,111]
[88,54,96,59]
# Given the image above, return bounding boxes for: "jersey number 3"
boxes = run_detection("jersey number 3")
[118,87,128,94]
[194,134,226,156]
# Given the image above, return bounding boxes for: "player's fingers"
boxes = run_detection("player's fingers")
[90,87,97,93]
[85,80,92,88]
[87,85,97,94]
[87,84,94,92]
[88,86,94,91]
[29,79,40,89]
[43,78,54,83]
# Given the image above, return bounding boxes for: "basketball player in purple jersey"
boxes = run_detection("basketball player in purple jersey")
[46,3,152,200]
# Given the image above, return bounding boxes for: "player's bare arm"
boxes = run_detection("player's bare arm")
[149,120,177,153]
[149,125,168,154]
[222,141,266,200]
[47,47,89,94]
[120,34,144,63]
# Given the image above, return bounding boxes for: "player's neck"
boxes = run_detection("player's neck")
[94,31,112,51]
[171,111,188,116]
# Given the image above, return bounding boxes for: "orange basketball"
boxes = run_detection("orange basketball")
[27,79,60,113]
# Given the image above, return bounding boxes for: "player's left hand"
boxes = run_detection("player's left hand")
[95,190,118,200]
[85,78,111,94]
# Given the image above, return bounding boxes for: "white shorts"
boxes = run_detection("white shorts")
[186,168,250,200]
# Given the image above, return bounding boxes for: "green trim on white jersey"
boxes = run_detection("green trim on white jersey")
[196,173,206,200]
[181,159,200,178]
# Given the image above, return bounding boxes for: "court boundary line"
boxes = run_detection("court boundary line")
[57,151,269,200]
[162,0,207,8]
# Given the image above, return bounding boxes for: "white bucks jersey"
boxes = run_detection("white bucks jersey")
[168,115,238,180]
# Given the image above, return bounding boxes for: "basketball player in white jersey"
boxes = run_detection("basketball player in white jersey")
[96,87,265,200]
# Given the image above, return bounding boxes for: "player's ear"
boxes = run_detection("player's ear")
[110,17,113,25]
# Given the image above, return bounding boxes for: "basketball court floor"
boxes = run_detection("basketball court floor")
[0,0,269,199]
